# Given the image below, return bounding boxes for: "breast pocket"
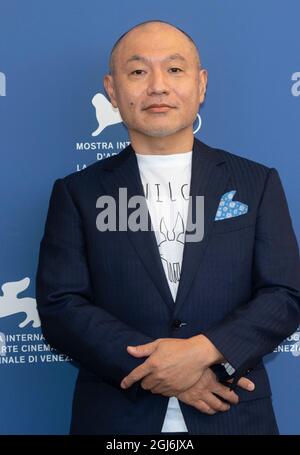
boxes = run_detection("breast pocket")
[213,211,256,234]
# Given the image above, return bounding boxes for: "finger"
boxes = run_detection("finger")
[204,392,231,413]
[193,399,216,415]
[120,363,151,389]
[236,377,255,391]
[126,340,160,358]
[141,376,161,391]
[150,382,191,396]
[148,383,175,395]
[213,384,239,405]
[159,390,173,397]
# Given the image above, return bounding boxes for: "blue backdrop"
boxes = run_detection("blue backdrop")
[0,0,299,434]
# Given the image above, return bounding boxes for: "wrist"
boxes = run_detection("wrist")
[190,334,225,368]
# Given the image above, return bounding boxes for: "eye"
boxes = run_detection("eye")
[168,67,183,73]
[130,69,146,76]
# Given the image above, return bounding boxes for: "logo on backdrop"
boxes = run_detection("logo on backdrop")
[0,332,5,357]
[75,93,129,170]
[0,278,71,365]
[91,93,123,136]
[291,72,300,97]
[274,327,300,357]
[0,72,6,96]
[0,277,40,328]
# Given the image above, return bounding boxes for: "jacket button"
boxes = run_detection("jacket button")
[171,319,186,329]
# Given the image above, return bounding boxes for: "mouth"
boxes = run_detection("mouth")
[143,104,175,113]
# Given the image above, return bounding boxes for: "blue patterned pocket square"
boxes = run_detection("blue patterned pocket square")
[215,190,248,221]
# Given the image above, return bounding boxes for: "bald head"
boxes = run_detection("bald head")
[109,20,201,76]
[103,19,208,145]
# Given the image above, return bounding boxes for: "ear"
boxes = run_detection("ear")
[198,68,208,105]
[103,74,118,108]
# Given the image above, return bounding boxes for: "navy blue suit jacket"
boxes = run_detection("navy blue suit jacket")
[36,139,300,434]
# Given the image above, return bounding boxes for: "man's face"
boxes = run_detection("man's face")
[104,23,207,139]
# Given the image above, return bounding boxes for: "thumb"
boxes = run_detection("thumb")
[236,377,255,391]
[127,340,160,357]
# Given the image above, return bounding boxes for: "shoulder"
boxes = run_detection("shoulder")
[64,155,117,184]
[196,140,273,192]
[58,148,129,193]
[197,139,270,173]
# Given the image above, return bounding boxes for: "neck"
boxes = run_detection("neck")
[129,127,194,155]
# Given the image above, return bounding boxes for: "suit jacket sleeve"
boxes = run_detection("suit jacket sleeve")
[36,178,154,402]
[203,168,300,383]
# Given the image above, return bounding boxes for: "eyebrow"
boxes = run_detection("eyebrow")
[125,53,188,65]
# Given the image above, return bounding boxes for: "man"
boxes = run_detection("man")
[36,20,300,435]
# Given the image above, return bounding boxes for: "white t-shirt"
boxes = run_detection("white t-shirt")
[136,150,192,433]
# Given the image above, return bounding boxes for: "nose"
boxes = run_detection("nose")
[146,68,170,96]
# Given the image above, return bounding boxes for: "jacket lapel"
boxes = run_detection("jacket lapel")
[100,145,175,310]
[173,139,230,315]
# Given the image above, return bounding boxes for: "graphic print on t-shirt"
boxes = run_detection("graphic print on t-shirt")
[158,212,185,284]
[142,178,190,302]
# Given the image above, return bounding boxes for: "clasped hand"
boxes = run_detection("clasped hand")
[121,337,207,395]
[120,337,255,414]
